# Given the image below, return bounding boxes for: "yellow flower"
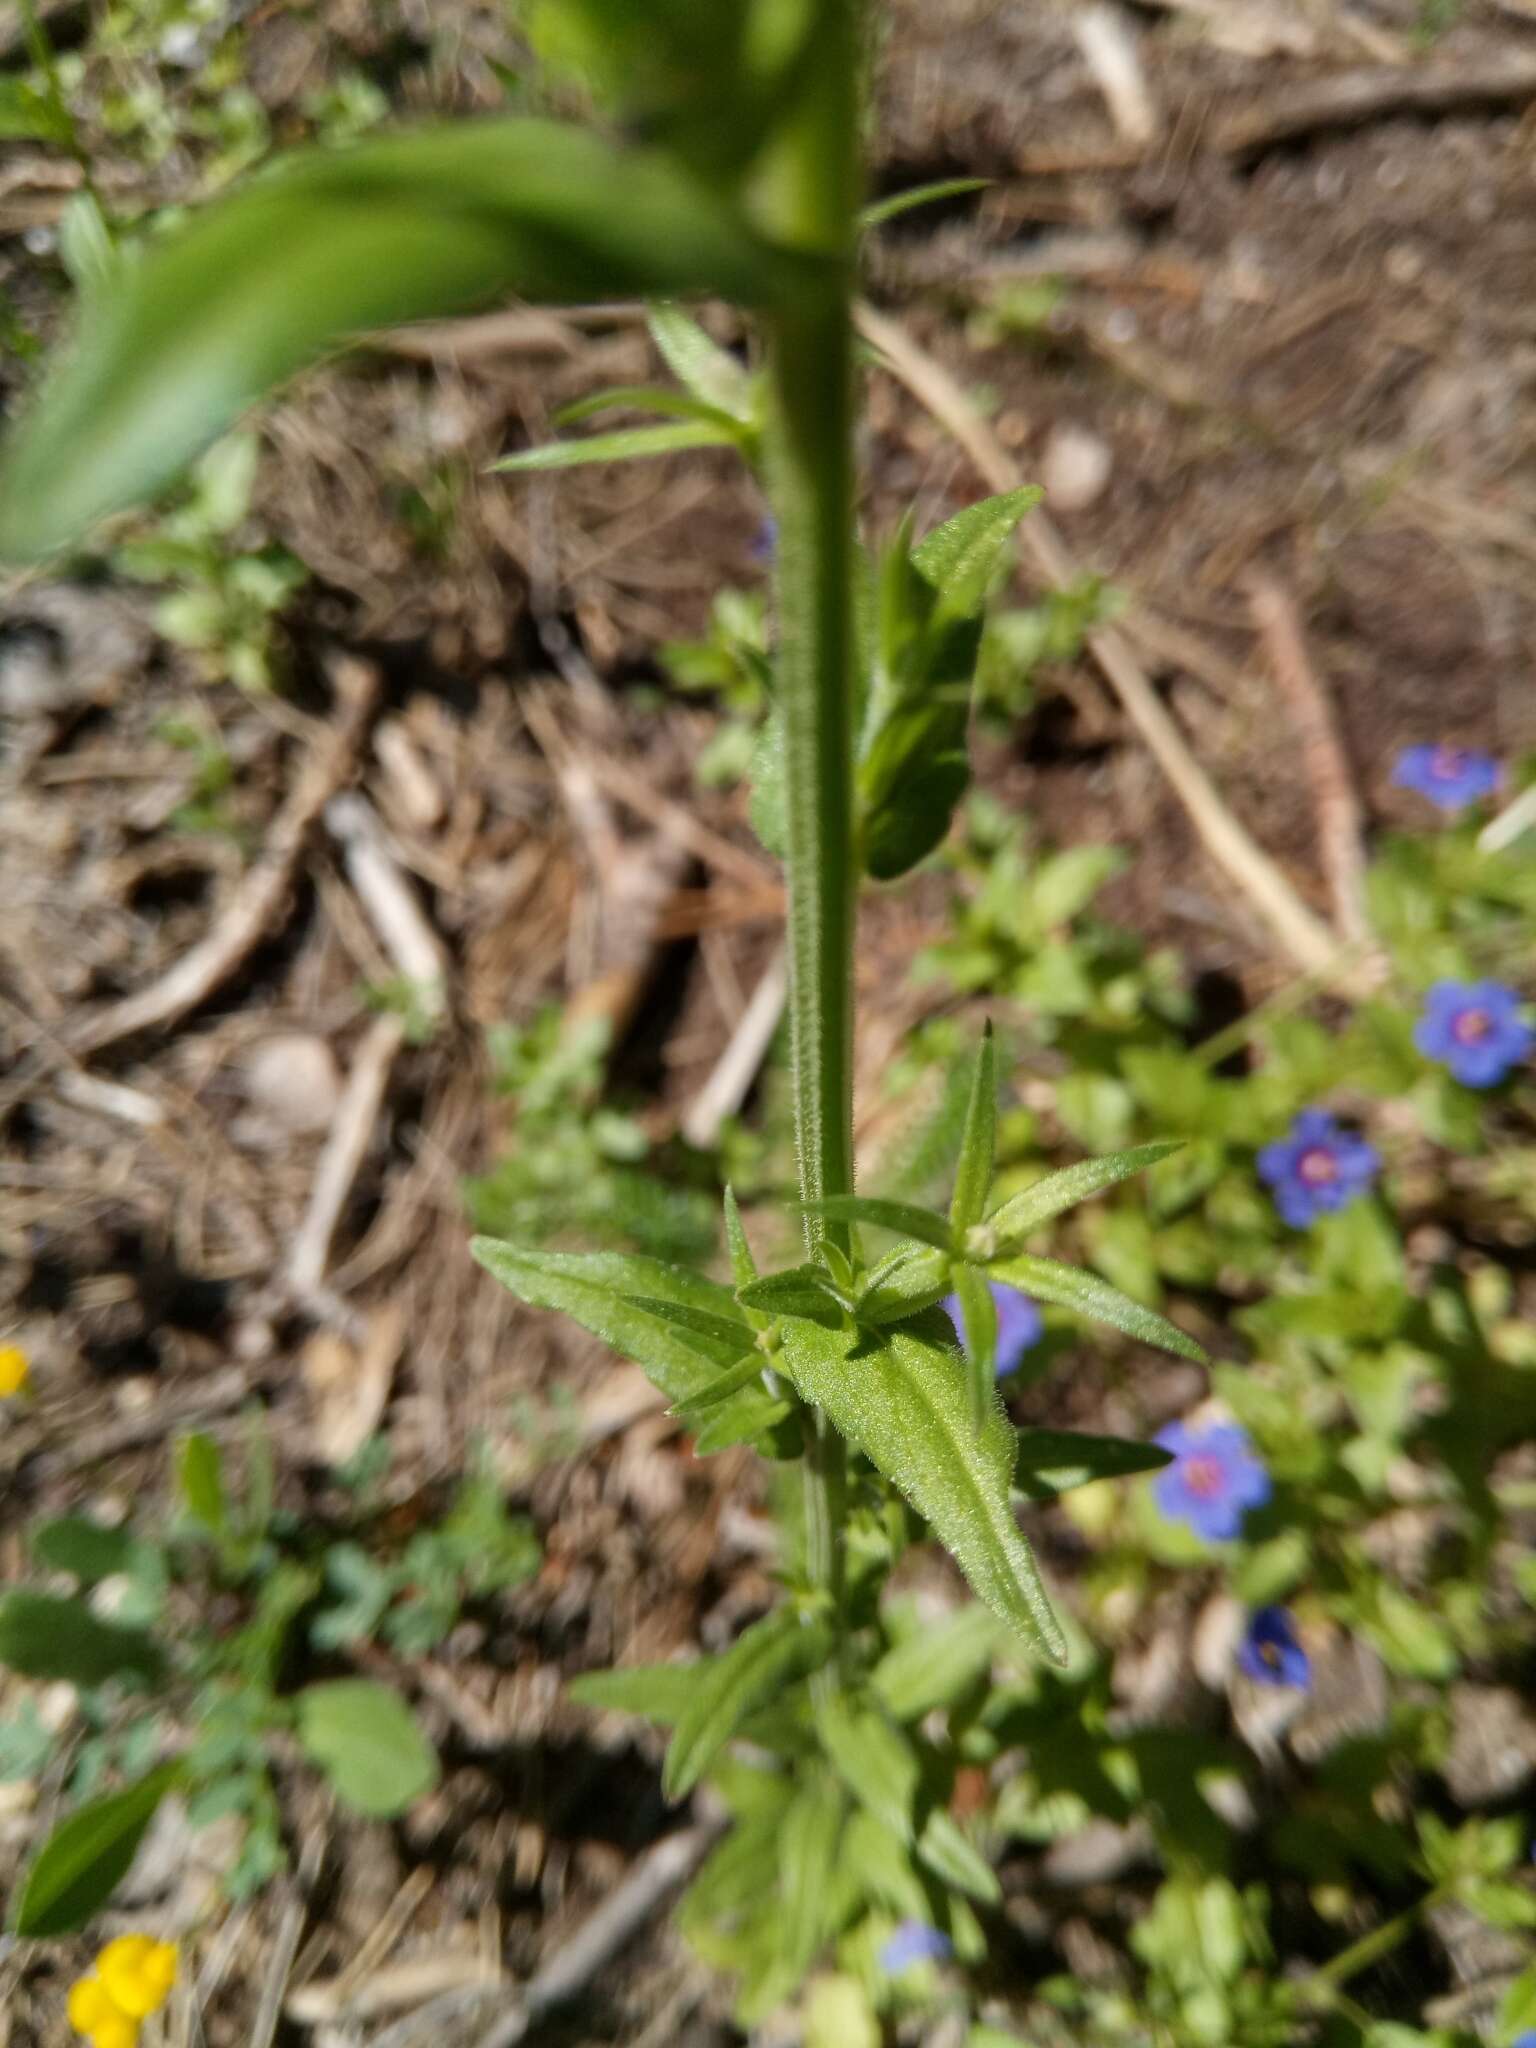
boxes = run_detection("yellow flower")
[68,1976,138,2048]
[69,1940,177,2047]
[0,1344,28,1397]
[98,1937,177,2020]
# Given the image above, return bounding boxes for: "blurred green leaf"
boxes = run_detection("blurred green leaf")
[917,1806,1000,1904]
[1014,1428,1172,1499]
[871,1602,1000,1721]
[30,1517,145,1585]
[778,1773,846,1977]
[11,1764,180,1935]
[862,179,991,230]
[568,1663,699,1725]
[664,1608,830,1799]
[647,303,755,419]
[295,1679,439,1817]
[490,419,740,473]
[0,119,825,559]
[816,1696,919,1841]
[179,1432,228,1536]
[0,1592,164,1689]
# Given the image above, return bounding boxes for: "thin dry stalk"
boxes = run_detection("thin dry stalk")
[285,1015,405,1297]
[1244,573,1373,950]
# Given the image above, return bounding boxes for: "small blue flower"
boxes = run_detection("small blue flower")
[750,514,779,564]
[1514,2035,1536,2048]
[1237,1607,1311,1690]
[943,1281,1044,1379]
[1153,1420,1271,1543]
[1257,1109,1379,1229]
[1392,743,1500,813]
[1413,980,1533,1090]
[879,1920,953,1973]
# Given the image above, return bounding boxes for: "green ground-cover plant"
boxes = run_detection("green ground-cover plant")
[4,6,1536,2044]
[0,1426,537,1925]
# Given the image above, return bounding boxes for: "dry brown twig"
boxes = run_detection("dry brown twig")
[69,655,380,1055]
[1244,572,1375,953]
[854,301,1356,985]
[1017,54,1536,173]
[472,1815,729,2048]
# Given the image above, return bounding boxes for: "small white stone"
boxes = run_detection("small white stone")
[241,1033,341,1133]
[1042,422,1115,513]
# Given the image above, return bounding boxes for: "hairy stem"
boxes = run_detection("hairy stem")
[758,0,865,1638]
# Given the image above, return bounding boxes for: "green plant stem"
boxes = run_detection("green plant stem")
[758,0,865,1652]
[1302,1886,1446,2002]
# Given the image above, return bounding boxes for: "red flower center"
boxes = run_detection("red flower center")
[1430,746,1469,781]
[1183,1455,1225,1498]
[1452,1008,1491,1044]
[1297,1146,1339,1187]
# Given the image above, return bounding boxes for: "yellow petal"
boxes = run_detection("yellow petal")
[0,1344,28,1396]
[68,1978,110,2032]
[99,1944,157,2019]
[142,1944,179,1998]
[90,2014,139,2048]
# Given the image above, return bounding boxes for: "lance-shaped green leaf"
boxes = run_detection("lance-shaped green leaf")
[778,1773,846,1979]
[490,419,740,474]
[778,1319,1067,1663]
[723,1185,760,1291]
[951,1261,998,1428]
[736,1264,846,1318]
[861,178,991,230]
[489,419,737,475]
[471,1239,781,1443]
[986,1141,1183,1247]
[11,1764,181,1935]
[673,1351,791,1455]
[989,1254,1206,1364]
[0,1592,164,1689]
[626,1297,759,1354]
[674,1351,771,1414]
[911,486,1044,616]
[794,1195,953,1253]
[554,385,742,430]
[917,1807,1000,1905]
[857,1243,952,1324]
[872,1602,1001,1722]
[663,1607,831,1800]
[950,1024,997,1236]
[648,303,755,420]
[1014,1428,1174,1500]
[0,118,825,560]
[858,488,1041,881]
[816,1696,920,1842]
